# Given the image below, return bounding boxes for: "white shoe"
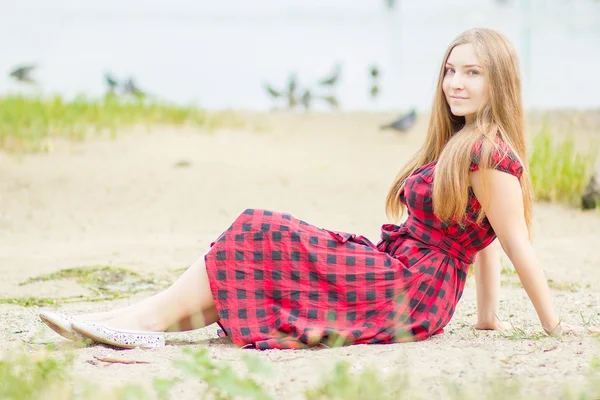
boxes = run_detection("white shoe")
[71,321,165,349]
[39,311,87,341]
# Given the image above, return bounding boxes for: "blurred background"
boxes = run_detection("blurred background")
[1,0,599,112]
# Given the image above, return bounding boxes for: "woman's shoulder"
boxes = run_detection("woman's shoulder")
[469,136,524,179]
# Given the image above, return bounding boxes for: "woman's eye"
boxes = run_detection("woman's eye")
[467,70,479,76]
[445,68,455,74]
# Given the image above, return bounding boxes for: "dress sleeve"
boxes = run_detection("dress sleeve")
[469,139,524,179]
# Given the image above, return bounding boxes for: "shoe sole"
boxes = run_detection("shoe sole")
[72,325,163,349]
[39,314,86,341]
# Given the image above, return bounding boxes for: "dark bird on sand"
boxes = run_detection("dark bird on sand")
[380,109,417,132]
[581,173,600,210]
[287,93,297,109]
[287,73,298,95]
[9,64,36,83]
[301,89,312,111]
[287,73,298,108]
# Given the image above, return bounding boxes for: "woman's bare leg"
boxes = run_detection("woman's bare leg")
[166,307,219,332]
[86,255,217,332]
[74,308,129,322]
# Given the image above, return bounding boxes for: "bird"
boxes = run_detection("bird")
[380,109,417,132]
[9,64,36,84]
[321,95,339,109]
[264,83,282,99]
[263,74,301,109]
[287,73,298,95]
[581,173,599,210]
[301,89,312,111]
[318,64,341,86]
[370,85,380,99]
[370,65,380,79]
[105,73,119,92]
[369,65,381,99]
[287,73,298,109]
[287,93,298,109]
[123,78,145,98]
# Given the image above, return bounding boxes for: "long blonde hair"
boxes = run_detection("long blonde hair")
[385,28,533,233]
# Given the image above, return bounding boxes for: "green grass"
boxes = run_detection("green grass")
[0,296,78,307]
[497,322,549,341]
[0,94,245,152]
[0,346,73,400]
[529,121,599,205]
[1,346,599,400]
[547,279,587,292]
[174,347,273,400]
[0,265,169,306]
[305,361,414,400]
[19,265,159,292]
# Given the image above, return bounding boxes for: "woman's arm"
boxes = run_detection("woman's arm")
[473,239,505,330]
[469,169,598,335]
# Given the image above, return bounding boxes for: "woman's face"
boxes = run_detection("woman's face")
[442,43,488,123]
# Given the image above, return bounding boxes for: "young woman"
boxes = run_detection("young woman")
[40,28,599,349]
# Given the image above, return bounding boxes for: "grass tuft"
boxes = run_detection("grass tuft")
[0,265,169,307]
[305,361,414,400]
[174,347,274,400]
[529,120,599,205]
[0,94,246,152]
[1,345,599,399]
[0,347,73,400]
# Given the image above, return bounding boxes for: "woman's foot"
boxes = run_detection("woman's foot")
[71,318,166,349]
[39,311,90,341]
[39,306,131,341]
[96,312,166,333]
[75,310,121,322]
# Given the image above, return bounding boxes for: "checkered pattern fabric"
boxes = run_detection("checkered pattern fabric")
[204,140,523,349]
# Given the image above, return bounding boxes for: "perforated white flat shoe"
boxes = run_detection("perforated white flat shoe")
[39,311,87,341]
[71,321,165,349]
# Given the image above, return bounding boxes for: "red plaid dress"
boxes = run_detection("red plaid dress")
[204,140,524,349]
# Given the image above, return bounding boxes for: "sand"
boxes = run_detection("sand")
[0,111,599,399]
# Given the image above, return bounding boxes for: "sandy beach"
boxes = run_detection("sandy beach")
[1,111,599,398]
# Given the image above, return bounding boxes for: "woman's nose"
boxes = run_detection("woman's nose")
[450,74,465,90]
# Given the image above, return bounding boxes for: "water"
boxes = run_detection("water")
[1,0,599,111]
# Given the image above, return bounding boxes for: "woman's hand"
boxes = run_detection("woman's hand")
[544,322,600,336]
[470,170,562,338]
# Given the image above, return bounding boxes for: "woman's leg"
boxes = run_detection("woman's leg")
[166,307,219,332]
[85,254,218,332]
[75,308,130,322]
